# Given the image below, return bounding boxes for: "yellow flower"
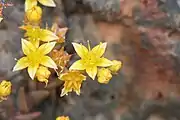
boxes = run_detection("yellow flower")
[56,116,70,120]
[97,68,112,84]
[59,71,86,97]
[19,25,58,47]
[69,42,113,80]
[36,66,51,87]
[25,5,42,24]
[13,39,57,80]
[108,60,122,74]
[0,80,12,102]
[25,0,56,11]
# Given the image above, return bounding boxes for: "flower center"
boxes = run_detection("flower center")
[82,52,99,67]
[26,27,41,41]
[27,51,43,66]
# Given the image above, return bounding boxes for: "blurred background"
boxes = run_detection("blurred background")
[1,0,180,120]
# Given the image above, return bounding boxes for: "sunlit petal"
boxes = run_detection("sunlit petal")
[13,57,29,71]
[38,0,56,7]
[21,38,36,55]
[92,42,107,57]
[38,42,56,55]
[0,17,3,22]
[41,56,57,69]
[97,57,113,67]
[40,29,59,42]
[25,0,38,11]
[86,66,97,80]
[28,64,38,80]
[69,60,85,70]
[72,43,88,58]
[30,39,40,48]
[60,88,68,97]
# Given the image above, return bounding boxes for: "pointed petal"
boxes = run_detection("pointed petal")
[69,60,85,70]
[21,38,36,55]
[40,29,58,42]
[13,57,29,71]
[30,40,40,48]
[0,17,3,22]
[60,88,68,97]
[38,0,56,7]
[97,58,113,67]
[72,43,88,58]
[28,65,38,80]
[86,66,97,80]
[92,42,107,57]
[19,25,33,30]
[41,56,57,69]
[25,0,37,11]
[38,42,56,55]
[59,73,68,81]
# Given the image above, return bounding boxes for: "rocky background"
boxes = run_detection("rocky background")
[0,0,180,120]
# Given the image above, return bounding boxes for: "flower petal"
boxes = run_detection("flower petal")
[41,56,57,69]
[97,57,113,67]
[0,17,3,22]
[13,57,29,71]
[40,29,59,42]
[19,25,33,30]
[38,42,56,55]
[92,42,107,57]
[38,0,56,7]
[69,60,85,70]
[31,39,40,48]
[72,43,88,58]
[21,38,36,55]
[59,73,68,81]
[86,66,97,80]
[25,0,38,11]
[28,64,38,80]
[60,88,68,97]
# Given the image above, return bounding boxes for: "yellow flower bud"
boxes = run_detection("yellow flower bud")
[97,68,112,84]
[0,80,12,101]
[56,116,70,120]
[108,60,122,74]
[25,5,42,24]
[36,66,51,87]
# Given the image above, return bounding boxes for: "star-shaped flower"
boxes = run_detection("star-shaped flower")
[13,39,57,80]
[25,0,56,11]
[59,71,86,96]
[19,25,58,47]
[69,42,113,80]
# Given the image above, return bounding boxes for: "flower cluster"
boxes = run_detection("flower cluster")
[13,0,64,86]
[10,0,122,101]
[58,41,122,96]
